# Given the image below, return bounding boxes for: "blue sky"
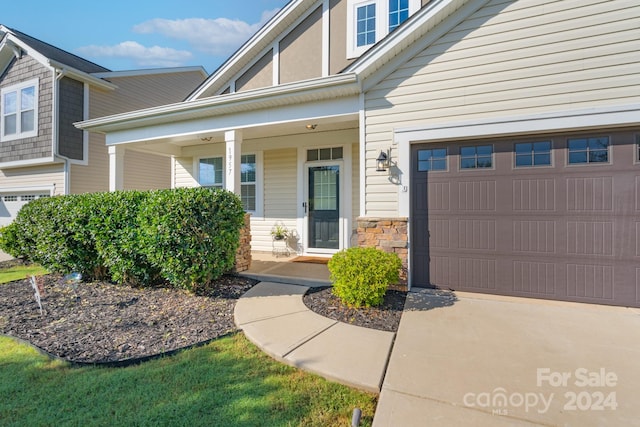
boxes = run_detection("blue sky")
[2,0,289,73]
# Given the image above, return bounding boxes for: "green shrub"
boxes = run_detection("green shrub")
[0,188,245,290]
[0,223,22,258]
[90,191,160,286]
[328,247,401,308]
[139,187,245,291]
[6,195,105,279]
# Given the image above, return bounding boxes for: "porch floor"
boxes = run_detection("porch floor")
[239,251,331,287]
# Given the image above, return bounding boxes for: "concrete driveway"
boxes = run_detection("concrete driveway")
[374,289,640,426]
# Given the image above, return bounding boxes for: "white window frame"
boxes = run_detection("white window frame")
[1,78,38,142]
[346,0,420,59]
[240,153,257,213]
[197,156,225,188]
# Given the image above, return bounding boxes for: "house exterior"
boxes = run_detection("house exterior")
[0,25,207,225]
[78,0,640,308]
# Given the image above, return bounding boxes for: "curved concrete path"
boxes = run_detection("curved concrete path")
[234,281,395,393]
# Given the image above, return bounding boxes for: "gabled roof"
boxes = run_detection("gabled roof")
[1,25,110,74]
[187,0,316,100]
[77,0,485,134]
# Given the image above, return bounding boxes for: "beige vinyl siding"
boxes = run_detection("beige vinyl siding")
[123,151,171,190]
[251,148,298,253]
[0,164,64,195]
[70,133,108,194]
[174,157,197,188]
[90,71,205,118]
[364,0,640,215]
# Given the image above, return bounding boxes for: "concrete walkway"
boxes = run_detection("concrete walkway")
[234,281,394,393]
[237,258,640,425]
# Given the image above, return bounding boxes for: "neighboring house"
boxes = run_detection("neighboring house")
[78,0,640,308]
[0,25,207,225]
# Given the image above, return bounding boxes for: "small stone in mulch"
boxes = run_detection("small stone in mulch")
[303,287,406,333]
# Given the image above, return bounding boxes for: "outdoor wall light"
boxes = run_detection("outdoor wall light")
[376,149,390,172]
[306,124,317,130]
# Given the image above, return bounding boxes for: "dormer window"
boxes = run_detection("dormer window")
[347,0,421,58]
[1,78,38,141]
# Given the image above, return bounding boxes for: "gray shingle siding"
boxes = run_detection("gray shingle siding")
[0,55,53,163]
[58,77,84,161]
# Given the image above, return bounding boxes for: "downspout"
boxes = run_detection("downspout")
[53,68,71,195]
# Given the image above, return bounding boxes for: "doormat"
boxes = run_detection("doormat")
[290,256,330,264]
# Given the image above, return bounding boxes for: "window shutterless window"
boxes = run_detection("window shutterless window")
[347,0,419,58]
[241,154,256,211]
[1,79,38,141]
[567,137,609,164]
[199,157,223,188]
[460,145,493,169]
[389,0,410,32]
[515,141,552,167]
[417,148,447,171]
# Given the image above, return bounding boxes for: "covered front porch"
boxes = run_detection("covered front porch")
[82,75,363,257]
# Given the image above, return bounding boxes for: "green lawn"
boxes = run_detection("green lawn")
[0,333,376,426]
[0,264,49,284]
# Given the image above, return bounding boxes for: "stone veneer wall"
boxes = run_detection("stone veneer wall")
[234,213,252,272]
[356,217,408,284]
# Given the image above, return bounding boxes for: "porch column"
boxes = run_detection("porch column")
[225,130,242,195]
[108,145,125,192]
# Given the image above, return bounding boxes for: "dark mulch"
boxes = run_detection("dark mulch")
[0,273,257,364]
[303,287,406,333]
[0,259,407,364]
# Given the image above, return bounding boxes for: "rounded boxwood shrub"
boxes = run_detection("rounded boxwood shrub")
[90,190,160,286]
[328,247,401,308]
[138,187,245,291]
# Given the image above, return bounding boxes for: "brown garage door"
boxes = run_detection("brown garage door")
[411,129,640,307]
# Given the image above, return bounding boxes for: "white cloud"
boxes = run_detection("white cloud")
[76,41,193,67]
[132,8,281,56]
[76,8,280,69]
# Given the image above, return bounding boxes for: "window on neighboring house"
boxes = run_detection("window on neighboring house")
[515,141,552,167]
[1,79,38,141]
[241,154,256,211]
[199,157,224,188]
[417,148,447,171]
[568,137,609,164]
[347,0,420,58]
[460,145,493,169]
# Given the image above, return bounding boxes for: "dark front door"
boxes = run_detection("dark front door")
[308,165,340,250]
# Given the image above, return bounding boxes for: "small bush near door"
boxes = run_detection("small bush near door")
[328,247,401,308]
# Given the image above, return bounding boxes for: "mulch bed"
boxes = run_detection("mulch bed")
[303,287,406,332]
[0,260,407,364]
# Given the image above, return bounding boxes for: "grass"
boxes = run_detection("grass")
[0,333,377,426]
[0,264,49,284]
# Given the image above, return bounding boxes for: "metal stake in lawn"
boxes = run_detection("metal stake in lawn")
[29,275,44,316]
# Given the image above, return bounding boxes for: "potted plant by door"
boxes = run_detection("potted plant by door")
[271,225,288,240]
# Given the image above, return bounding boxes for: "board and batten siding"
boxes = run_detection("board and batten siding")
[363,0,640,215]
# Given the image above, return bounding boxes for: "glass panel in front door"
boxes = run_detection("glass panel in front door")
[308,166,339,249]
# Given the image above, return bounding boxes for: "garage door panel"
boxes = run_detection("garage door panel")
[513,260,557,295]
[513,178,556,211]
[411,129,640,307]
[512,220,556,253]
